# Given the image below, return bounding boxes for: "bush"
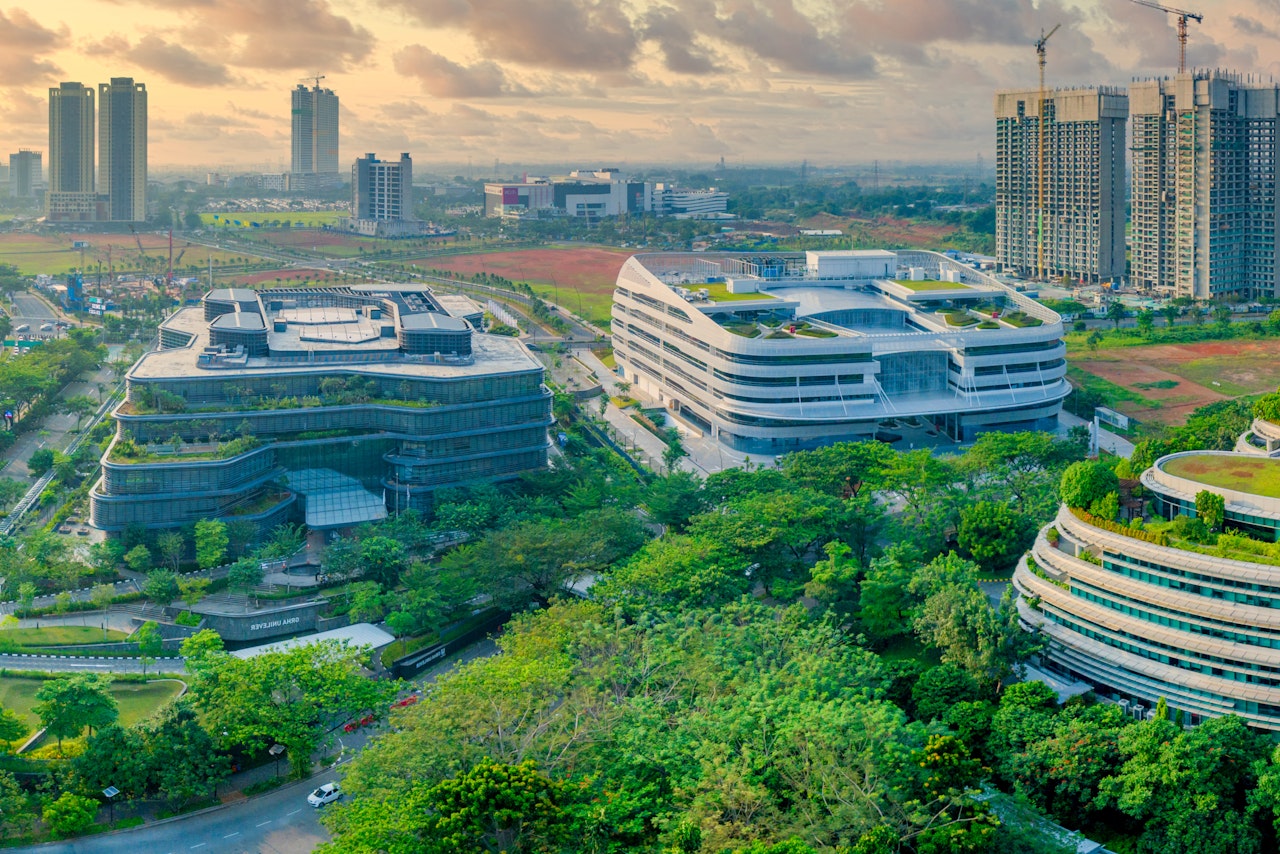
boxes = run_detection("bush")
[27,449,55,477]
[42,791,97,838]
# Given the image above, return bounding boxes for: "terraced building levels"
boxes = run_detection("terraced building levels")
[90,286,551,535]
[1016,452,1280,731]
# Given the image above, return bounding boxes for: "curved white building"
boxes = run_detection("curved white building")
[610,250,1069,452]
[1017,452,1280,732]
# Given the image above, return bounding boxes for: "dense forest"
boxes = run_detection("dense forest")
[304,398,1280,854]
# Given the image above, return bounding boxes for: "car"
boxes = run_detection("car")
[307,782,342,807]
[393,695,420,708]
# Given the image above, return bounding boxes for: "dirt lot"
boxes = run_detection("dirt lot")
[1074,340,1280,424]
[420,246,633,326]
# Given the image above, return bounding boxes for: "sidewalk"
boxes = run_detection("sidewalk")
[1056,410,1135,457]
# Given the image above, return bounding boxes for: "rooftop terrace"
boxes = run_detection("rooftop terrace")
[1160,454,1280,500]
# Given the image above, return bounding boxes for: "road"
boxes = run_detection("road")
[14,639,499,853]
[0,652,183,674]
[27,777,328,854]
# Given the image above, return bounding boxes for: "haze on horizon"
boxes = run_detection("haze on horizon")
[0,0,1275,172]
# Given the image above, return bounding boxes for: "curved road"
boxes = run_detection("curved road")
[16,639,498,853]
[26,776,329,854]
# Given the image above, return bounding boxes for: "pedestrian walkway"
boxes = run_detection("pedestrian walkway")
[1057,410,1135,457]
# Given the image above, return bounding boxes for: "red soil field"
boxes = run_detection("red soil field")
[420,247,634,293]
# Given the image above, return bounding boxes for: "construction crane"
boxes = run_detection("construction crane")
[301,73,325,89]
[1035,23,1061,282]
[1126,0,1203,73]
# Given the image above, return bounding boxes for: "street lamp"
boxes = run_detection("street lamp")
[102,786,119,824]
[269,743,286,778]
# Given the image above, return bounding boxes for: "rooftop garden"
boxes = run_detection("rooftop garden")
[1160,454,1280,499]
[894,279,972,292]
[1253,391,1280,426]
[1001,310,1044,328]
[942,311,979,327]
[699,283,778,303]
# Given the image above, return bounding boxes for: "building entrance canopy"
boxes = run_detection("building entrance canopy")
[287,468,387,529]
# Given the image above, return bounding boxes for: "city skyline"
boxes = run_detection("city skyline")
[1,0,1279,170]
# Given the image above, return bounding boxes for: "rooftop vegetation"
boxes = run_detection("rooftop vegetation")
[1160,454,1280,499]
[894,279,972,292]
[699,283,778,302]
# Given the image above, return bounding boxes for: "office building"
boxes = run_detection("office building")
[291,83,339,180]
[344,152,422,237]
[98,77,147,222]
[90,285,551,535]
[1017,447,1280,733]
[654,185,730,218]
[1130,72,1280,299]
[484,169,654,219]
[9,150,41,199]
[610,250,1068,454]
[995,87,1128,284]
[47,81,97,222]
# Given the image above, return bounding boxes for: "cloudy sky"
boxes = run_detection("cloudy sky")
[0,0,1276,172]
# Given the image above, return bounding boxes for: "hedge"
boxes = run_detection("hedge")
[1069,507,1172,547]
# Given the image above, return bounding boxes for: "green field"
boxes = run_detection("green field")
[199,210,346,228]
[526,282,615,326]
[0,676,184,735]
[1162,454,1280,498]
[0,626,127,647]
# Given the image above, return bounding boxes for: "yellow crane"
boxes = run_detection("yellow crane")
[301,73,326,88]
[1126,0,1203,73]
[1035,23,1060,282]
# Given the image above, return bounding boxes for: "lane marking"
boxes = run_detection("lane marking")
[256,820,271,827]
[223,832,239,838]
[190,845,207,850]
[287,808,301,815]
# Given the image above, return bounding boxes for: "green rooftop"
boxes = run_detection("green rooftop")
[1161,454,1280,499]
[699,283,778,302]
[893,279,973,292]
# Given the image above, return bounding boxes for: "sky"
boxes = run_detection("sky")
[0,0,1277,174]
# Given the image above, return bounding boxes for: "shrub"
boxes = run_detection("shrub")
[1088,491,1120,522]
[1060,461,1120,510]
[42,792,97,838]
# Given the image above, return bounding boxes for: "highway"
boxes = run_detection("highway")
[0,653,184,674]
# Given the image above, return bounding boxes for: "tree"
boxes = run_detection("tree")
[1135,308,1155,337]
[156,530,185,572]
[1213,303,1233,329]
[193,519,228,569]
[642,470,707,531]
[858,544,919,642]
[26,447,54,477]
[186,640,395,776]
[1105,300,1126,329]
[602,534,747,610]
[136,621,163,681]
[90,583,115,611]
[0,768,31,836]
[1195,489,1225,531]
[179,628,224,663]
[420,759,569,854]
[16,582,35,612]
[143,569,179,604]
[42,791,98,838]
[957,501,1031,570]
[1058,460,1120,510]
[912,664,984,722]
[1162,303,1181,329]
[146,704,231,805]
[227,556,264,595]
[124,544,153,573]
[914,586,1040,689]
[33,673,118,749]
[0,706,26,751]
[73,724,150,800]
[178,575,210,607]
[347,582,389,623]
[358,536,407,590]
[62,394,98,431]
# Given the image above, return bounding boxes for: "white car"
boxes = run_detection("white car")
[307,782,342,807]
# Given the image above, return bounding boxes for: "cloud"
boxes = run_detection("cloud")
[107,0,374,70]
[393,45,526,97]
[379,0,639,71]
[641,7,715,75]
[1233,15,1278,39]
[0,9,65,85]
[95,34,234,86]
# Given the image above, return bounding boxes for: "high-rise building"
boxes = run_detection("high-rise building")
[353,152,412,220]
[9,150,42,199]
[99,77,147,222]
[47,81,97,221]
[291,83,339,178]
[994,87,1128,284]
[1130,72,1280,299]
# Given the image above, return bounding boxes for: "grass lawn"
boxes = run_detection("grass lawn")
[592,347,616,369]
[0,676,183,734]
[894,279,972,292]
[1161,454,1280,498]
[701,282,777,302]
[0,626,127,647]
[877,636,942,666]
[527,282,615,327]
